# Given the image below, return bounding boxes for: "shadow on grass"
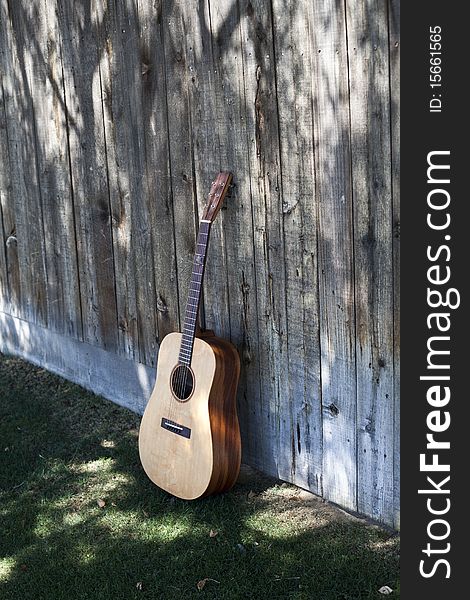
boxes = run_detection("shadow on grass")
[0,355,399,600]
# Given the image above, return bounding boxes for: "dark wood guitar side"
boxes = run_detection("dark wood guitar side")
[199,331,241,496]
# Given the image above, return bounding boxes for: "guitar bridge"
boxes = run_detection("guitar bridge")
[161,418,191,439]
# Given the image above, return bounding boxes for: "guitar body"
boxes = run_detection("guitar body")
[139,332,241,499]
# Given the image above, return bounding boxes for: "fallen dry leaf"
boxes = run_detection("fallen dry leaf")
[197,578,220,591]
[197,579,207,591]
[20,564,27,572]
[136,582,143,591]
[97,499,106,508]
[378,585,393,595]
[209,529,218,538]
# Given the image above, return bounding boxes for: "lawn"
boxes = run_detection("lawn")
[0,353,399,599]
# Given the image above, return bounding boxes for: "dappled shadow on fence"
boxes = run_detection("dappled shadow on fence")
[0,0,399,525]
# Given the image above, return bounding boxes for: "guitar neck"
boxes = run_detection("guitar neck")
[177,171,233,366]
[178,219,211,366]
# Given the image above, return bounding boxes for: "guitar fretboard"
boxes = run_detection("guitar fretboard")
[178,220,211,365]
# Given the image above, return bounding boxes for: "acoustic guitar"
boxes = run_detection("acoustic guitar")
[139,172,241,499]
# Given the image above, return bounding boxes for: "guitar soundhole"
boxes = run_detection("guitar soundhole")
[171,365,194,401]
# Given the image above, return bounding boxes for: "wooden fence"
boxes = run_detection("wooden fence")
[0,0,400,527]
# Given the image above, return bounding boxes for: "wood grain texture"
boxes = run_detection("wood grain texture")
[310,0,357,511]
[238,0,289,478]
[180,1,231,339]
[0,43,21,318]
[57,0,118,349]
[206,0,263,471]
[202,332,242,495]
[139,332,241,499]
[0,0,400,526]
[388,0,400,531]
[346,0,394,524]
[100,0,160,365]
[0,80,16,315]
[160,1,199,331]
[99,0,140,360]
[137,0,180,354]
[25,0,81,338]
[272,0,322,493]
[0,0,48,326]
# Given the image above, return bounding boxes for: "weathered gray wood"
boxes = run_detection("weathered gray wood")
[137,0,180,357]
[0,81,12,315]
[238,0,289,477]
[388,0,400,531]
[99,1,139,361]
[309,0,357,511]
[346,0,395,524]
[0,310,154,415]
[271,0,323,493]
[57,0,118,349]
[21,0,82,338]
[179,0,231,339]
[0,196,7,315]
[0,0,48,326]
[100,0,161,366]
[0,197,6,313]
[0,0,400,527]
[0,103,20,319]
[160,1,199,331]
[206,0,263,468]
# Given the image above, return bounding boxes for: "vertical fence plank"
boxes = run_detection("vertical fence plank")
[177,1,231,339]
[271,0,323,492]
[57,0,118,350]
[99,0,139,360]
[206,0,263,468]
[0,82,14,315]
[0,0,48,326]
[161,1,199,331]
[0,201,6,315]
[0,95,20,318]
[310,0,357,511]
[388,0,400,530]
[238,0,289,477]
[137,0,180,355]
[346,0,394,524]
[24,0,82,338]
[100,0,162,366]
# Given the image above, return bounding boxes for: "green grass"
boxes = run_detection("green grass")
[0,353,399,599]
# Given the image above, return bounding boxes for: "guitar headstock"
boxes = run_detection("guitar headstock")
[201,171,233,223]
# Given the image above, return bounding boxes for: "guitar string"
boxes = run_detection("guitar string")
[170,226,205,419]
[164,179,227,428]
[178,248,203,404]
[172,236,203,418]
[169,217,211,422]
[178,222,207,407]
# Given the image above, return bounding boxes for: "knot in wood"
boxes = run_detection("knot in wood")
[156,295,168,314]
[328,403,339,416]
[6,235,17,248]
